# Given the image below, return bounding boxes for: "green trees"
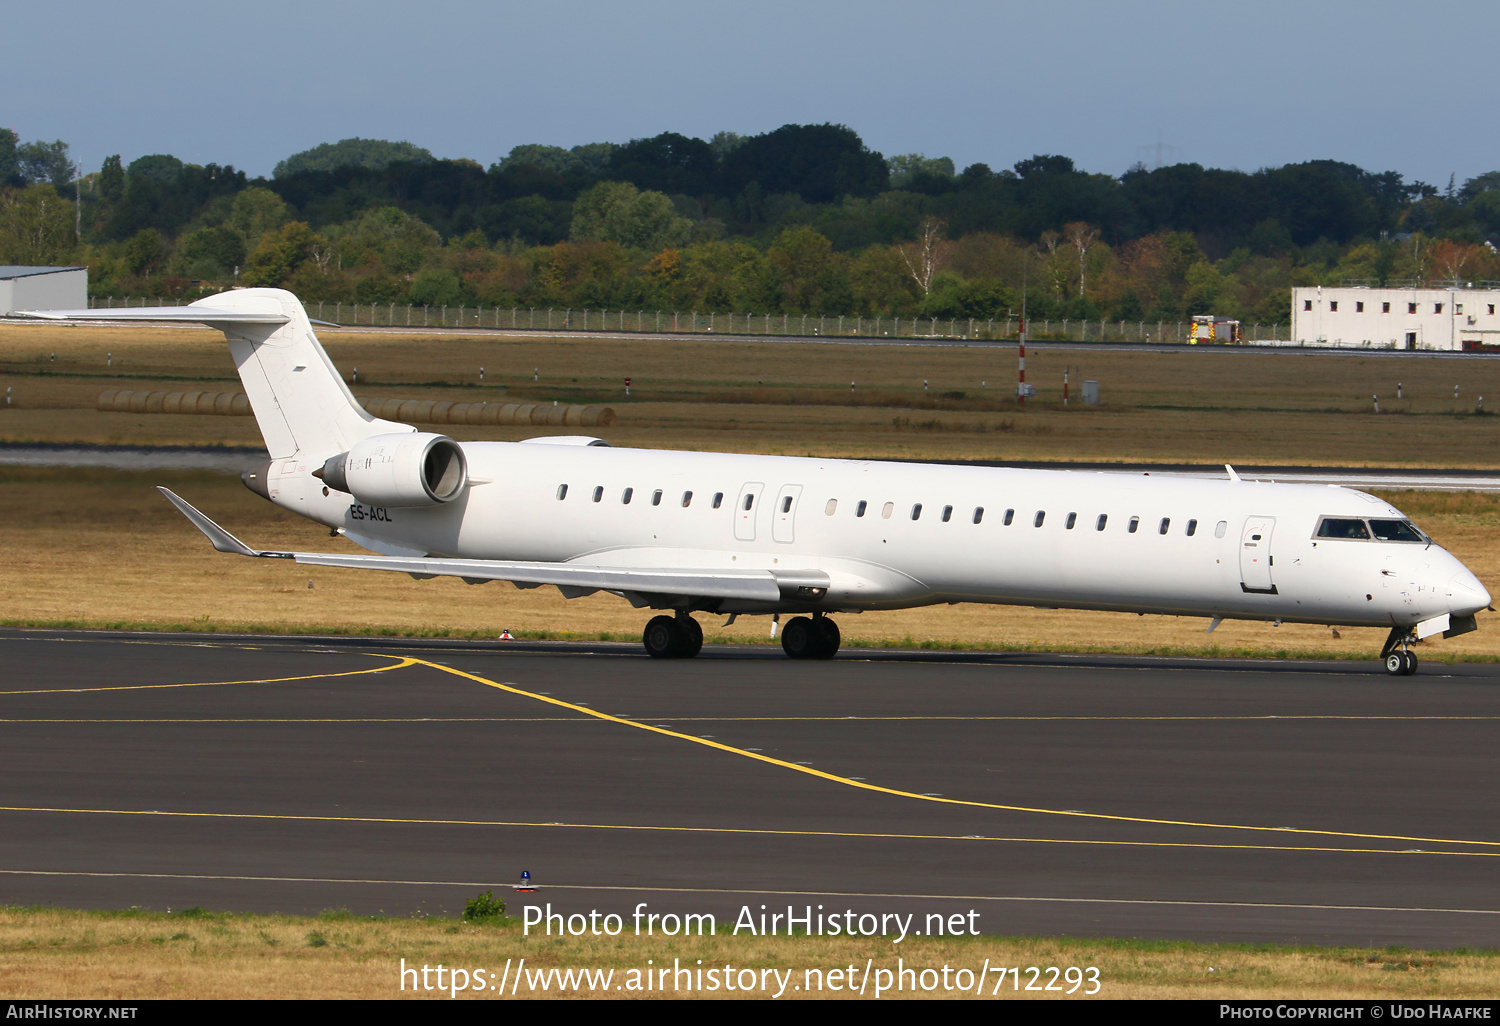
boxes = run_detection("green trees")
[0,186,77,264]
[241,222,316,287]
[570,182,692,252]
[274,138,433,177]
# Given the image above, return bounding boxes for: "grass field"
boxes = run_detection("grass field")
[1,468,1496,661]
[4,322,1500,464]
[2,905,1497,1000]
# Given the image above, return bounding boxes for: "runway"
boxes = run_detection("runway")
[2,629,1499,948]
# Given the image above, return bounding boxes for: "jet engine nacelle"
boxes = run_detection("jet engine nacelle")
[318,432,468,507]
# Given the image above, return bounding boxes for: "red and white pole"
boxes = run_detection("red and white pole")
[1017,317,1027,407]
[1064,367,1069,406]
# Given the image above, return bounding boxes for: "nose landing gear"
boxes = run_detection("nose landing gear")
[1380,627,1418,676]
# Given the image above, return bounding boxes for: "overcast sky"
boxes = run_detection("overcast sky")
[6,0,1495,188]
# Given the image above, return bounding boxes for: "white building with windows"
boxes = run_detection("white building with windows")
[1290,285,1500,350]
[0,266,88,316]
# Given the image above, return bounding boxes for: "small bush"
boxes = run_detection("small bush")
[463,890,506,921]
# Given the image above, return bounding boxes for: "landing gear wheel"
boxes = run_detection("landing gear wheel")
[812,616,841,659]
[1385,650,1419,676]
[780,616,818,659]
[677,615,703,658]
[643,615,682,659]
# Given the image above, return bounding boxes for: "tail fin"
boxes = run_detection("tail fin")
[21,288,407,459]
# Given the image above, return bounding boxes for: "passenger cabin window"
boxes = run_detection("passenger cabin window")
[942,505,953,522]
[556,484,568,500]
[713,492,724,508]
[972,507,984,524]
[682,491,693,507]
[1382,302,1391,313]
[1329,301,1338,311]
[825,498,837,515]
[1186,519,1198,536]
[593,486,604,502]
[881,502,894,519]
[1033,510,1045,528]
[1303,300,1312,311]
[1435,303,1444,314]
[1490,305,1496,315]
[743,493,755,511]
[910,503,922,520]
[1409,303,1417,313]
[652,489,663,506]
[1159,517,1170,535]
[856,500,868,518]
[1214,520,1227,538]
[1065,512,1077,529]
[1003,509,1015,526]
[1316,518,1370,540]
[781,495,794,513]
[1096,514,1108,531]
[1369,519,1425,542]
[1128,516,1140,534]
[1355,302,1364,312]
[622,487,633,504]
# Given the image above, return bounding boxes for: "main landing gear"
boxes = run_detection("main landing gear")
[1380,627,1419,676]
[643,613,703,659]
[640,613,842,660]
[780,615,841,660]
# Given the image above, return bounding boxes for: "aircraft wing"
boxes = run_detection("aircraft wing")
[158,488,827,603]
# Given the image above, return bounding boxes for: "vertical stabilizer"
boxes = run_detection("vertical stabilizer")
[196,289,409,459]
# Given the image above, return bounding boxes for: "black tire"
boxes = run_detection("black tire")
[780,616,817,659]
[1384,652,1405,676]
[1402,651,1419,676]
[678,616,703,658]
[812,616,841,659]
[643,615,681,658]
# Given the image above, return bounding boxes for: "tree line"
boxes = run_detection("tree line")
[3,126,1499,325]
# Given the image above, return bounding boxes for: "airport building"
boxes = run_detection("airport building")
[1290,284,1500,350]
[0,265,88,315]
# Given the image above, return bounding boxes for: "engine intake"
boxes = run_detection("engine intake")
[318,432,468,507]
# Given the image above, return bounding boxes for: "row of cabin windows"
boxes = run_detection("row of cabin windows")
[556,484,725,509]
[827,498,1219,537]
[555,484,1227,539]
[1306,300,1495,315]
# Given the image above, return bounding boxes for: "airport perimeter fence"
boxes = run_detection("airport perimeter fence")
[86,296,1293,344]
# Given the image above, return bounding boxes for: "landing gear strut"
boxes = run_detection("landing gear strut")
[1380,627,1418,676]
[643,613,703,659]
[781,615,840,660]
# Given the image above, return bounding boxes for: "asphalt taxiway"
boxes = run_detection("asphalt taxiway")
[2,629,1498,947]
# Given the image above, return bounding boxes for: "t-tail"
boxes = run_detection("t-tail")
[18,287,409,461]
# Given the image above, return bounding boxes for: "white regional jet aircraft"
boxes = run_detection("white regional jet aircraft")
[25,288,1492,674]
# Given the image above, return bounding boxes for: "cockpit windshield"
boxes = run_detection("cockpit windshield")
[1316,518,1370,540]
[1315,516,1428,543]
[1369,519,1427,543]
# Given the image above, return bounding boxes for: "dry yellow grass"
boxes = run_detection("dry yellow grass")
[2,906,1496,1000]
[4,322,1500,464]
[0,469,1495,661]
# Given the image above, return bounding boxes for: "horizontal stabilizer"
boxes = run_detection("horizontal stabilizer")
[17,306,289,325]
[158,489,826,602]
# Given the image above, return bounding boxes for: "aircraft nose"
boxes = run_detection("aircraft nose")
[1448,571,1492,617]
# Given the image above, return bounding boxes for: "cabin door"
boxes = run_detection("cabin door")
[1239,516,1277,593]
[772,484,803,543]
[734,482,764,542]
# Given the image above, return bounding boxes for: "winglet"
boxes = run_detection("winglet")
[157,487,291,558]
[1224,464,1241,482]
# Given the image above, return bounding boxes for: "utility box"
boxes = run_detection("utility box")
[1016,383,1036,398]
[1082,380,1099,405]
